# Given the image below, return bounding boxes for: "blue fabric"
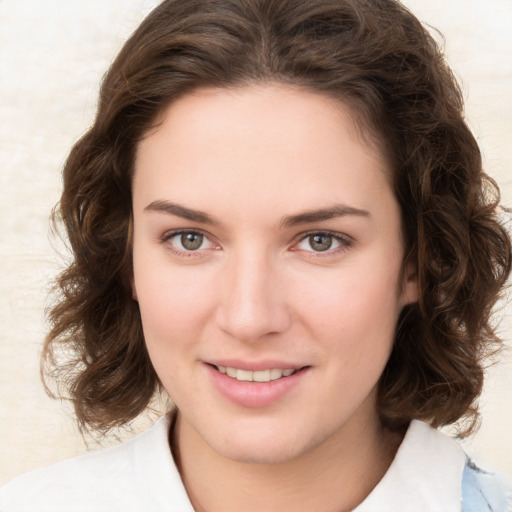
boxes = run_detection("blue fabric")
[462,461,512,512]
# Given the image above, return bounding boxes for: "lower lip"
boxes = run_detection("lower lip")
[206,365,309,408]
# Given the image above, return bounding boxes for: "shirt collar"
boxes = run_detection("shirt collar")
[353,420,466,512]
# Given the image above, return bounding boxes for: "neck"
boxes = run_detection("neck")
[171,408,404,512]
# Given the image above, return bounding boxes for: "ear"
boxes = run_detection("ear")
[400,260,418,307]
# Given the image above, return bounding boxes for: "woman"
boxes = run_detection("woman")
[1,0,510,510]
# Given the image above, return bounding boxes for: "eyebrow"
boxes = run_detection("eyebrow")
[144,200,370,227]
[280,204,370,227]
[144,200,219,225]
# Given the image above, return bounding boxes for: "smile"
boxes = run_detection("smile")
[216,366,296,382]
[207,363,310,407]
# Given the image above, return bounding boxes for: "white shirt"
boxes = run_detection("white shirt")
[0,416,472,511]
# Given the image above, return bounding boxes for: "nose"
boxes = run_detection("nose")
[215,248,291,343]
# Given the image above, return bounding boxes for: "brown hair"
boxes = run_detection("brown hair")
[43,0,511,435]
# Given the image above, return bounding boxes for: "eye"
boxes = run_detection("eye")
[178,232,205,251]
[294,231,351,254]
[163,229,218,255]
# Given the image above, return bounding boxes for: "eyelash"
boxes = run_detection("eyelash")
[292,230,353,257]
[161,229,218,258]
[160,229,353,258]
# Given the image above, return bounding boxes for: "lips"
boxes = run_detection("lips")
[206,362,310,408]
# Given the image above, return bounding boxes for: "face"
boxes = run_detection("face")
[132,84,417,464]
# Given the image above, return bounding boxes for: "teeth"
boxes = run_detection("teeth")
[217,366,297,382]
[236,369,253,381]
[270,368,283,380]
[253,369,270,382]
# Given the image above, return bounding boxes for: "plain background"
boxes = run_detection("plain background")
[1,0,511,486]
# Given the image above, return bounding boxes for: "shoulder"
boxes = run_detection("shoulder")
[355,420,511,512]
[0,415,193,512]
[462,460,512,512]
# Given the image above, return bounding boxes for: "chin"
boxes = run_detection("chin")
[201,418,328,465]
[214,438,307,465]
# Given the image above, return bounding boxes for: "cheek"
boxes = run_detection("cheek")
[134,266,218,401]
[134,264,216,351]
[300,260,402,319]
[293,259,403,361]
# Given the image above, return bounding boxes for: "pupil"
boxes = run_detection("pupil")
[181,233,203,250]
[310,234,332,251]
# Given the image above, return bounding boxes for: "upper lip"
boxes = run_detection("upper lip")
[205,359,308,371]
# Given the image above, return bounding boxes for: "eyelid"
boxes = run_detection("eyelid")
[290,230,353,255]
[160,228,352,258]
[161,228,220,256]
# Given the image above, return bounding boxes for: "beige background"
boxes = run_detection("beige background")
[1,0,511,486]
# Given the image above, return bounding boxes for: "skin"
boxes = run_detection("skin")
[132,84,418,512]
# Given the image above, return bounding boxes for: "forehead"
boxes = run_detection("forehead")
[133,84,394,223]
[142,84,386,160]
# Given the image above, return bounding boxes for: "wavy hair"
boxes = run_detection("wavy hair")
[42,0,511,435]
